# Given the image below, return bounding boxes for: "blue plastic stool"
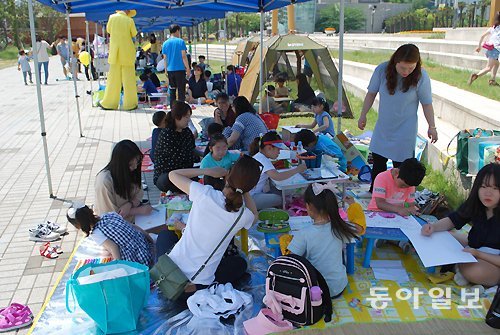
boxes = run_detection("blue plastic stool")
[346,242,355,275]
[362,215,436,274]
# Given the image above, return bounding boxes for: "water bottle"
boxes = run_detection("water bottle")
[290,142,298,166]
[297,141,305,155]
[310,286,322,301]
[159,192,167,205]
[197,97,201,106]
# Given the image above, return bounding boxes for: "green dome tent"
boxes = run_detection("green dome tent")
[239,34,353,118]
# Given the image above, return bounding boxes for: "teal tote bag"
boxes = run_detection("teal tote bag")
[66,260,150,334]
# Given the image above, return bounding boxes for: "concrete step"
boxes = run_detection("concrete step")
[309,35,483,71]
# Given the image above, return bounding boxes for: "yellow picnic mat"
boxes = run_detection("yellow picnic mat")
[301,243,496,333]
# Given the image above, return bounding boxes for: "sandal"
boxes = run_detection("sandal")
[0,303,32,319]
[489,79,500,86]
[39,242,59,259]
[0,309,33,332]
[468,73,478,85]
[51,244,63,254]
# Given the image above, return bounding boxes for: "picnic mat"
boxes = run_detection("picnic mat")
[29,227,497,335]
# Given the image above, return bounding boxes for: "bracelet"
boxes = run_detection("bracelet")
[429,126,437,130]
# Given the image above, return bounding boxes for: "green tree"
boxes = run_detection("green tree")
[315,4,365,32]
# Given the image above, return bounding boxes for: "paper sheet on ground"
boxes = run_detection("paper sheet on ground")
[135,206,166,230]
[365,212,422,229]
[370,260,409,282]
[401,228,477,267]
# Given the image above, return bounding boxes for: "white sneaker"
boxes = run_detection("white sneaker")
[29,226,60,242]
[39,221,67,234]
[454,269,470,286]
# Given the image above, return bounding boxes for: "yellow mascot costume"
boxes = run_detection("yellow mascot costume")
[99,10,138,110]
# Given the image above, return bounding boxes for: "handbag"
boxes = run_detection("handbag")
[482,43,495,51]
[446,128,500,175]
[151,207,245,300]
[66,260,150,334]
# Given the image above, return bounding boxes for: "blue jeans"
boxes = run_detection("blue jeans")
[38,61,49,84]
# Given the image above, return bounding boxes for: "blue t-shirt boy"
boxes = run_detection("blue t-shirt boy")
[161,37,187,72]
[315,134,347,172]
[314,111,335,137]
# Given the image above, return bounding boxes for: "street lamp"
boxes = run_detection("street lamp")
[369,5,377,33]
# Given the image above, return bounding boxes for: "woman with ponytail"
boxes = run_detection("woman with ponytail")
[358,44,438,193]
[155,155,261,296]
[154,100,196,193]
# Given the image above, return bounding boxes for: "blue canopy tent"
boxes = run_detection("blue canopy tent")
[31,0,313,197]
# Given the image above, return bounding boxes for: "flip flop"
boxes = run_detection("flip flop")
[0,309,33,332]
[39,242,59,259]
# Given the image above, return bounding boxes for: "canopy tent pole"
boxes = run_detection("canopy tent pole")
[205,21,209,63]
[259,9,264,113]
[95,22,101,87]
[194,24,198,59]
[223,15,227,70]
[337,0,345,134]
[27,0,55,198]
[66,11,84,137]
[85,20,93,95]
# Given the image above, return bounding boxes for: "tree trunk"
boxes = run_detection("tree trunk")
[235,14,240,37]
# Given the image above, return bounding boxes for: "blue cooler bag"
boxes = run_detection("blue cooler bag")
[66,260,150,334]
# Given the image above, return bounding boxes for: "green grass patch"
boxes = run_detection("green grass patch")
[419,164,465,210]
[330,49,500,101]
[0,45,20,69]
[0,45,20,61]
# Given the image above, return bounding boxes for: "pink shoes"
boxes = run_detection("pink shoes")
[0,303,33,332]
[243,308,293,335]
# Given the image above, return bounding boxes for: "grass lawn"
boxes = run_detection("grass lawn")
[330,50,500,101]
[0,45,20,70]
[419,165,465,210]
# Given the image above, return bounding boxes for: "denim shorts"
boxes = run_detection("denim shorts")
[486,48,500,60]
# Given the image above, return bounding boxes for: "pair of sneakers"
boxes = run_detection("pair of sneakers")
[29,221,67,242]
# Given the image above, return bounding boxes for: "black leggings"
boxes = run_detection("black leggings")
[156,230,248,285]
[370,152,402,192]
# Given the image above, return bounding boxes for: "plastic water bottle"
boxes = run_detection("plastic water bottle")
[297,141,305,155]
[197,98,201,106]
[290,142,298,166]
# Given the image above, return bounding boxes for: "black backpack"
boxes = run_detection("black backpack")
[266,254,332,326]
[486,285,500,329]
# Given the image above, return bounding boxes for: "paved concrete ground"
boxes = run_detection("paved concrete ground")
[0,58,212,334]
